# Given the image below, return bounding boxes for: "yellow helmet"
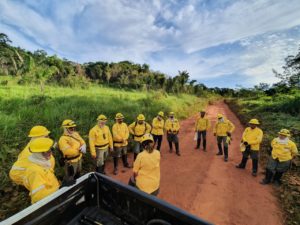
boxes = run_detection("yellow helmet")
[140,133,154,143]
[137,114,145,121]
[278,129,290,137]
[62,119,77,128]
[28,126,50,137]
[249,119,260,125]
[217,113,223,119]
[115,113,124,119]
[97,114,107,121]
[158,111,164,117]
[169,112,175,116]
[29,137,54,153]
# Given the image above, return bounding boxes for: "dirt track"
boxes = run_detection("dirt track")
[106,101,283,225]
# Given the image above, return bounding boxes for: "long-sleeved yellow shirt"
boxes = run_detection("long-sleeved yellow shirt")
[151,117,165,135]
[165,118,180,134]
[213,119,235,136]
[241,127,263,151]
[195,117,211,131]
[58,132,85,163]
[128,122,152,141]
[89,125,113,157]
[112,122,129,147]
[271,138,298,162]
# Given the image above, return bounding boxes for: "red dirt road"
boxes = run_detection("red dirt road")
[106,101,283,225]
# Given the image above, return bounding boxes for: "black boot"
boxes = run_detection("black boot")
[122,154,131,168]
[168,141,173,152]
[224,146,228,162]
[252,159,258,176]
[175,143,180,156]
[203,139,207,151]
[260,169,273,185]
[113,158,118,175]
[217,142,223,155]
[273,171,283,186]
[236,157,248,169]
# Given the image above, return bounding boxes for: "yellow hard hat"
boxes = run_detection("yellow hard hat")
[140,133,154,143]
[137,114,145,121]
[29,137,54,153]
[28,126,50,137]
[62,119,77,128]
[158,111,164,117]
[97,114,107,121]
[115,113,124,119]
[217,114,223,119]
[249,119,260,125]
[278,129,290,137]
[169,112,175,116]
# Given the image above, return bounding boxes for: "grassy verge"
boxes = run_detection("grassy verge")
[226,94,300,225]
[0,76,216,220]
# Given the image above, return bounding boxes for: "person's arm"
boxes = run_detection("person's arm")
[89,129,96,158]
[194,119,198,132]
[128,123,135,135]
[108,128,113,149]
[58,136,78,157]
[228,120,235,133]
[291,142,298,157]
[112,124,123,142]
[124,124,130,140]
[242,128,247,142]
[146,123,152,133]
[213,123,217,135]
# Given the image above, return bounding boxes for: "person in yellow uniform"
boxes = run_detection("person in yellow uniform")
[112,113,131,175]
[213,114,235,162]
[23,137,60,204]
[131,133,160,196]
[151,111,165,151]
[194,110,211,151]
[58,119,86,182]
[236,119,263,176]
[261,129,298,186]
[165,112,181,156]
[89,114,113,174]
[128,114,152,160]
[9,125,55,186]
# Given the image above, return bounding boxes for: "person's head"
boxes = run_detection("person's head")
[169,112,175,119]
[140,133,154,153]
[278,129,290,140]
[248,119,259,129]
[29,137,54,161]
[97,114,107,126]
[28,125,50,140]
[200,111,205,118]
[137,114,145,124]
[115,113,124,124]
[217,114,223,121]
[62,119,77,134]
[157,111,164,121]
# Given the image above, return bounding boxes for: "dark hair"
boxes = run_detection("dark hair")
[141,140,154,153]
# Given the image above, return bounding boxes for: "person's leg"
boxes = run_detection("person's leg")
[122,146,131,168]
[223,137,229,161]
[157,135,163,151]
[167,134,173,152]
[73,160,81,179]
[202,131,207,151]
[64,162,75,181]
[174,135,180,156]
[251,151,259,176]
[113,147,121,175]
[261,157,276,185]
[102,149,108,174]
[153,135,158,148]
[96,149,102,173]
[196,131,201,149]
[133,141,140,161]
[216,136,223,155]
[236,147,250,168]
[273,160,291,186]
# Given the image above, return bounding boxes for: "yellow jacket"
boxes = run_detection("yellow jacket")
[165,118,180,134]
[151,117,165,135]
[241,127,263,151]
[128,122,152,141]
[58,132,85,163]
[112,122,129,147]
[23,161,59,204]
[271,138,298,162]
[133,150,160,194]
[10,144,55,186]
[213,119,235,136]
[89,125,113,157]
[195,117,210,131]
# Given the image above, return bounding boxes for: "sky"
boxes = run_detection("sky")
[1,0,300,88]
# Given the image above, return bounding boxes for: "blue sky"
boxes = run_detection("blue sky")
[1,0,300,88]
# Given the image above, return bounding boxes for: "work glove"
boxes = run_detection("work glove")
[80,144,87,154]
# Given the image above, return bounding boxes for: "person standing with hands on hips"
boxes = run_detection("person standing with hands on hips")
[194,110,210,151]
[151,111,165,151]
[165,112,181,156]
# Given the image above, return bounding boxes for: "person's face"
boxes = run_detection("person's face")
[98,121,106,126]
[157,116,162,121]
[249,124,257,129]
[117,118,123,124]
[42,150,52,160]
[170,115,174,119]
[279,134,287,140]
[138,120,144,125]
[200,112,205,117]
[67,127,76,134]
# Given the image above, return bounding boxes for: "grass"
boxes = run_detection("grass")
[0,76,213,220]
[226,91,300,225]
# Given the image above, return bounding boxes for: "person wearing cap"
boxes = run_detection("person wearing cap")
[194,110,211,151]
[58,120,86,181]
[213,113,235,162]
[165,112,181,156]
[236,119,263,176]
[128,114,152,160]
[23,137,60,204]
[261,129,298,186]
[131,133,161,196]
[89,114,113,174]
[112,113,131,175]
[151,111,165,151]
[9,126,55,186]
